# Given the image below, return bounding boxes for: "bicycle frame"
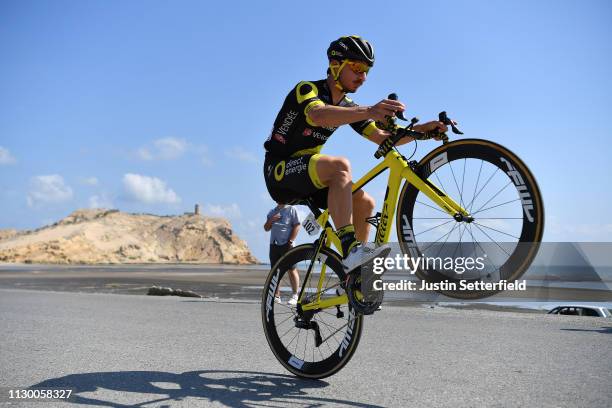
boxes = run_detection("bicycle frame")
[299,148,470,311]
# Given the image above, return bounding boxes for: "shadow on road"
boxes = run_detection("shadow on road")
[560,326,612,334]
[31,369,382,407]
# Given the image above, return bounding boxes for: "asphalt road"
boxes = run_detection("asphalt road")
[1,288,611,407]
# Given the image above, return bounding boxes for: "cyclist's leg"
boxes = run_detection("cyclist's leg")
[313,155,352,228]
[311,156,373,241]
[352,189,375,242]
[315,156,377,246]
[314,155,365,258]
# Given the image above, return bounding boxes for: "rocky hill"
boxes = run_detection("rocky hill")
[0,209,258,264]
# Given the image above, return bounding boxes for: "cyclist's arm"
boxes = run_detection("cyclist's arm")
[363,121,449,145]
[307,105,371,127]
[365,126,414,146]
[307,98,404,128]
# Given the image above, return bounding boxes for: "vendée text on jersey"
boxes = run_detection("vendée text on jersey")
[276,110,299,136]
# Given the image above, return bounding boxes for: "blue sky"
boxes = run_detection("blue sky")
[1,0,611,261]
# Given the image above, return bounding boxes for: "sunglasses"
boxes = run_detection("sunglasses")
[345,60,370,74]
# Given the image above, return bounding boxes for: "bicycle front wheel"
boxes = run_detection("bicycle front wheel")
[397,139,544,299]
[261,244,363,379]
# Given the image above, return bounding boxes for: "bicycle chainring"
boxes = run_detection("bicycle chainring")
[345,272,383,315]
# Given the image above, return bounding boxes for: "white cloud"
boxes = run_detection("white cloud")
[0,146,16,165]
[137,137,187,161]
[27,175,73,208]
[154,137,187,159]
[81,177,99,186]
[123,173,181,204]
[225,147,258,164]
[203,203,241,219]
[89,193,114,209]
[137,147,154,160]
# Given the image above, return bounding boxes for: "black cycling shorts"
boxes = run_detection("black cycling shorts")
[263,153,329,209]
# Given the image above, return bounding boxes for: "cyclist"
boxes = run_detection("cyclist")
[263,35,448,273]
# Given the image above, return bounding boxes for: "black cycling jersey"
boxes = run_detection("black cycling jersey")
[263,79,377,158]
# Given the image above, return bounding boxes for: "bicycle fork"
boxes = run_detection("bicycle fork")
[297,220,349,314]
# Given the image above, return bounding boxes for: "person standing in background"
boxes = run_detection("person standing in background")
[264,202,300,306]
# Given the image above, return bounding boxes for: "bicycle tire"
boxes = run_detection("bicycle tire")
[261,244,363,379]
[396,139,544,299]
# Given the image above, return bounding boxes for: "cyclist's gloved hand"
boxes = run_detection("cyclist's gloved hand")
[433,132,449,143]
[418,131,449,143]
[376,117,401,134]
[414,120,450,142]
[415,120,447,133]
[368,99,406,123]
[376,129,392,138]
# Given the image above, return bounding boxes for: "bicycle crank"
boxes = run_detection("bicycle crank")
[345,271,384,315]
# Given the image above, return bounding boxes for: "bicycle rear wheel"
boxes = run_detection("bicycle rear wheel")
[397,139,544,299]
[261,244,363,379]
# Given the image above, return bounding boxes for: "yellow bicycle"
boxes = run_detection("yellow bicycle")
[262,106,544,379]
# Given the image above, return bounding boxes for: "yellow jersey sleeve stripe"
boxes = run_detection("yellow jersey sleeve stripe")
[304,100,324,115]
[362,121,378,138]
[304,100,324,126]
[290,146,323,158]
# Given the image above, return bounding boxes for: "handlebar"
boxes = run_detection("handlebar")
[438,111,464,136]
[373,93,463,159]
[374,126,425,159]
